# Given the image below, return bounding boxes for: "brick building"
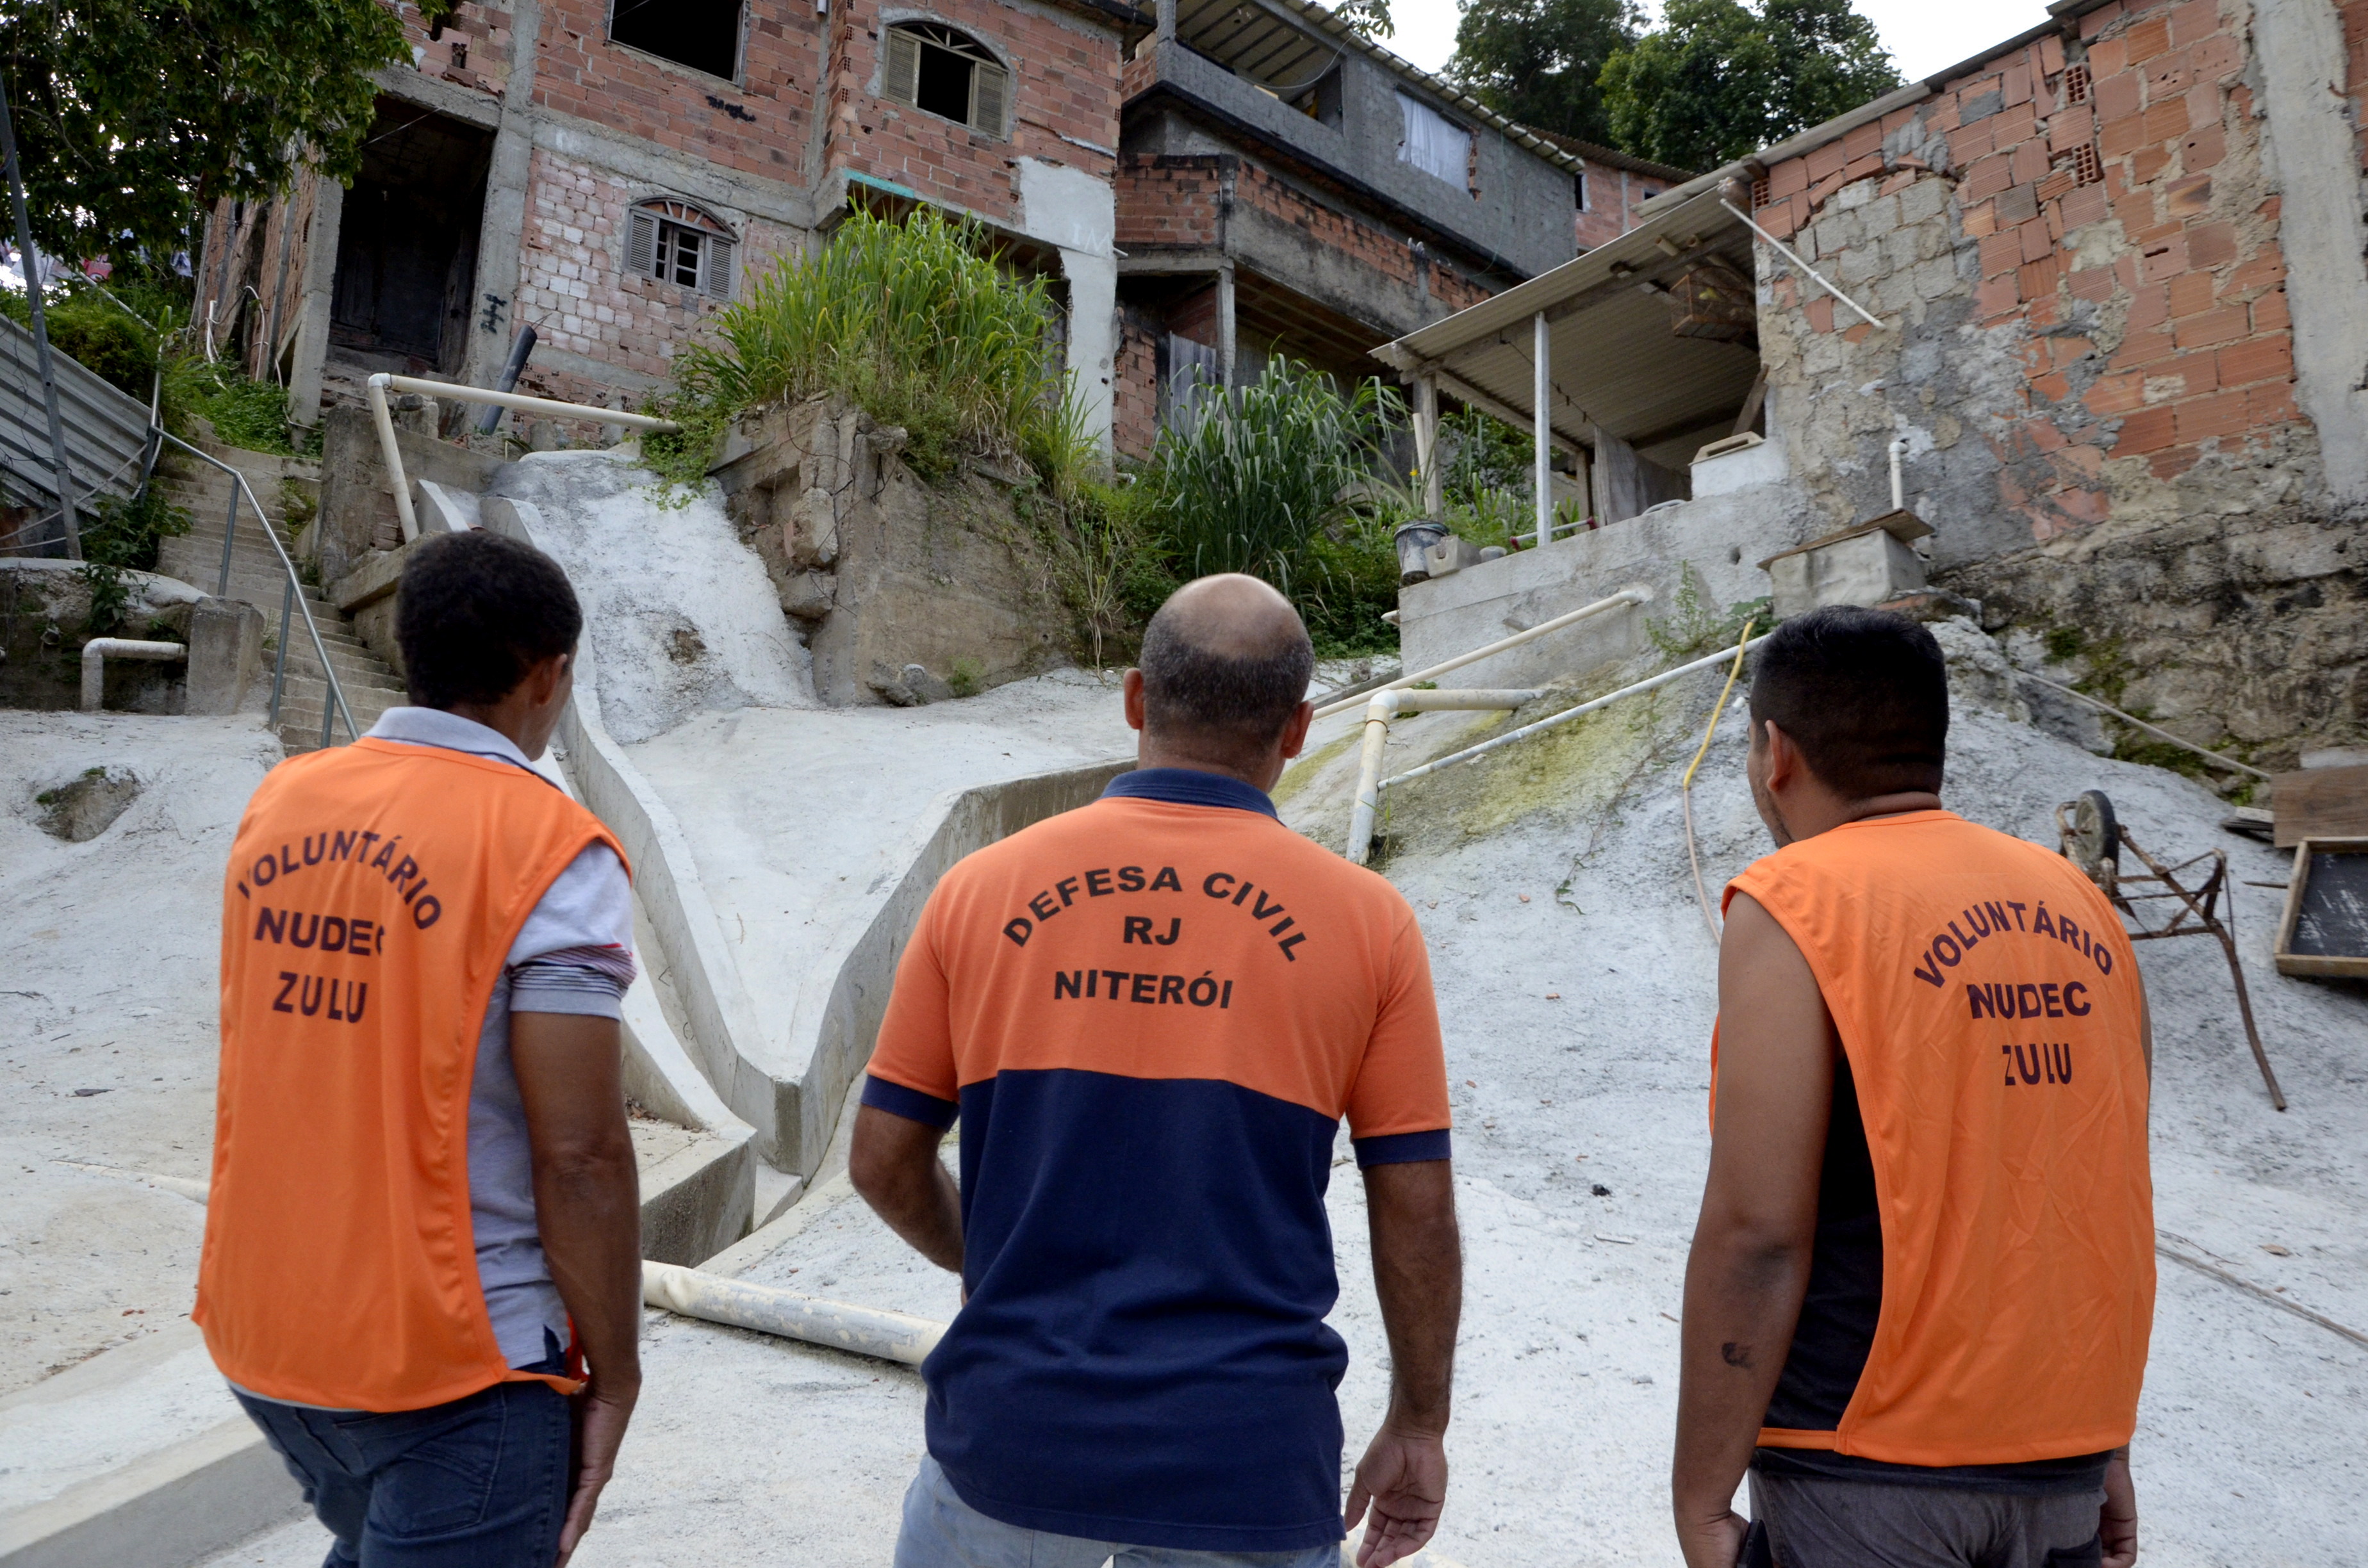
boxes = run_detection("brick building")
[195,0,1150,441]
[1529,131,1694,252]
[1379,0,2365,764]
[191,0,1593,455]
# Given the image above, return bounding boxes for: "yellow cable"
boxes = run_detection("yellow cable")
[1684,619,1757,792]
[1682,619,1757,942]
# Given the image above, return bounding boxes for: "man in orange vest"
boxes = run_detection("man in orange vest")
[199,530,644,1567]
[1673,607,2154,1568]
[852,574,1462,1568]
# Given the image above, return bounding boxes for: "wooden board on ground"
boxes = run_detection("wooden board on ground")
[2271,765,2368,847]
[2276,837,2368,979]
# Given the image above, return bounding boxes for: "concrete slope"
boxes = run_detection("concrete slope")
[483,454,1137,1174]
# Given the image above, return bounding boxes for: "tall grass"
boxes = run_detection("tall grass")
[648,207,1083,487]
[1146,358,1401,589]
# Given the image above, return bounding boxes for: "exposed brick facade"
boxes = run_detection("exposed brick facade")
[1573,163,1675,250]
[1754,0,2298,546]
[510,149,800,402]
[825,0,1123,227]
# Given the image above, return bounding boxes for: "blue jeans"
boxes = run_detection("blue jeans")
[894,1455,1344,1568]
[231,1353,571,1568]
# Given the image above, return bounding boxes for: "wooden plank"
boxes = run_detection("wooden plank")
[2271,764,2368,847]
[2275,837,2368,978]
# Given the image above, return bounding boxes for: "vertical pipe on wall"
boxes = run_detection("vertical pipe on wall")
[1413,373,1442,519]
[1532,311,1551,548]
[1216,263,1237,392]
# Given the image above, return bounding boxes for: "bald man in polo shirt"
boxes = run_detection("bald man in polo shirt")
[852,575,1462,1568]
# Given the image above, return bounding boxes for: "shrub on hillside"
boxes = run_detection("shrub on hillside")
[646,207,1083,490]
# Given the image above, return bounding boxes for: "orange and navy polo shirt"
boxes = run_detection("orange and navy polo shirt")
[865,766,1450,1551]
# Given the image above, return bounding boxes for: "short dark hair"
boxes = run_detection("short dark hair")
[1748,606,1948,797]
[395,531,583,709]
[1139,592,1313,758]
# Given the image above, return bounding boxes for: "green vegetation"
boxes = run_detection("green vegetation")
[1646,561,1770,660]
[0,0,404,261]
[3,274,307,453]
[646,208,1085,492]
[1445,0,1897,171]
[1093,358,1407,660]
[78,485,192,635]
[1448,0,1642,149]
[1599,0,1900,172]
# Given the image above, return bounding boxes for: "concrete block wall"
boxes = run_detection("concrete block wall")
[1743,0,2363,766]
[509,147,803,409]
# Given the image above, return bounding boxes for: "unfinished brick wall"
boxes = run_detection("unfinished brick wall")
[511,149,800,406]
[394,3,516,99]
[1112,313,1161,459]
[824,0,1122,226]
[1758,0,2299,544]
[1751,0,2357,764]
[532,0,814,183]
[1115,156,1226,250]
[1573,163,1669,250]
[204,182,325,386]
[1235,163,1491,313]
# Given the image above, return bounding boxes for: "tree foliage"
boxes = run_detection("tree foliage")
[1331,0,1393,40]
[1446,0,1642,148]
[0,0,407,262]
[1598,0,1900,172]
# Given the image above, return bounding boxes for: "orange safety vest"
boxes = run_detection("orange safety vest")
[1718,809,2153,1468]
[196,738,626,1412]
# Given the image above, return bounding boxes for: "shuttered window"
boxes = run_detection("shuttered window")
[880,23,1008,138]
[625,199,737,301]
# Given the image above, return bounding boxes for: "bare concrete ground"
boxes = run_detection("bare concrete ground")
[0,713,284,1398]
[205,682,2367,1568]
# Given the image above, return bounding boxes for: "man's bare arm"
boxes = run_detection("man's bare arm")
[513,1011,643,1568]
[1672,893,1835,1568]
[850,1104,963,1273]
[1345,1158,1460,1568]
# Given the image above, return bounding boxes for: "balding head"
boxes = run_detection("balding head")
[1137,574,1314,771]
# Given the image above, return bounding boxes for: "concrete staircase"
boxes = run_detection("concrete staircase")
[151,437,406,753]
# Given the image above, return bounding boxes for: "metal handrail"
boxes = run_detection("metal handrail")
[156,428,358,749]
[365,371,680,543]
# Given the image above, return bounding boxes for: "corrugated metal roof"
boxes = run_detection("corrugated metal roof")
[1372,186,1758,464]
[0,316,152,521]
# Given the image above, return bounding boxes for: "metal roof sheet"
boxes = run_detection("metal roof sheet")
[1372,187,1757,462]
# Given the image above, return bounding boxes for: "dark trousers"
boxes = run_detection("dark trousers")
[233,1359,571,1568]
[1748,1469,2105,1568]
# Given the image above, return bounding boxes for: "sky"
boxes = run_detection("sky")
[1381,0,2055,89]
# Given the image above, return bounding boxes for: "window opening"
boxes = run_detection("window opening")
[1396,94,1471,189]
[609,0,741,81]
[882,24,1009,136]
[625,199,737,300]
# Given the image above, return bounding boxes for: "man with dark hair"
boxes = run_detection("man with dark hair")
[201,529,643,1568]
[1672,606,2155,1568]
[854,573,1463,1568]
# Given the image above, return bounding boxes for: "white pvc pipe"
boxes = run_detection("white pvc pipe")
[368,372,685,549]
[1889,436,1907,511]
[1719,199,1885,330]
[1311,586,1649,721]
[365,374,421,544]
[642,1261,946,1368]
[1533,311,1552,548]
[79,638,185,711]
[1345,687,1543,863]
[375,372,682,434]
[1385,635,1773,790]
